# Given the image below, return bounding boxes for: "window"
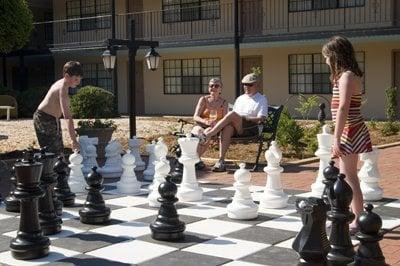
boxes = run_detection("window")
[164,58,220,94]
[80,63,112,93]
[289,52,365,94]
[66,0,111,32]
[162,0,220,23]
[289,0,365,12]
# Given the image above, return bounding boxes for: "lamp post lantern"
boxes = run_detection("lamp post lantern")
[103,19,159,138]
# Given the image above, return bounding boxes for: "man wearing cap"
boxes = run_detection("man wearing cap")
[202,73,268,172]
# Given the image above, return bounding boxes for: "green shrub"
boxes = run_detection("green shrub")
[302,122,322,154]
[367,118,378,130]
[17,87,48,117]
[385,87,397,122]
[276,108,305,156]
[295,94,319,120]
[381,121,399,136]
[71,86,117,119]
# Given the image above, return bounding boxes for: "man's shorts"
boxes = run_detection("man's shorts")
[237,117,259,137]
[33,109,64,155]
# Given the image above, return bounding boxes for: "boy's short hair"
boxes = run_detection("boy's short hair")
[63,61,83,77]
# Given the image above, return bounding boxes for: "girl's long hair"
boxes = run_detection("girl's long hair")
[322,36,363,84]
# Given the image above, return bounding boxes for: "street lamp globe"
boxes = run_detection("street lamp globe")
[145,47,160,71]
[102,49,116,72]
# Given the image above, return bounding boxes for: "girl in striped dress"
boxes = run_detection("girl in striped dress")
[322,36,372,232]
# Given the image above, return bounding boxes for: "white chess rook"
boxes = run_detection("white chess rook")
[79,136,99,176]
[148,138,171,207]
[177,134,203,202]
[359,147,383,201]
[227,163,258,220]
[129,136,146,171]
[100,139,123,178]
[117,150,142,194]
[68,150,86,193]
[143,141,157,181]
[311,125,333,197]
[260,141,288,209]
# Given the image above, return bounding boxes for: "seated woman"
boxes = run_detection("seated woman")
[191,78,228,169]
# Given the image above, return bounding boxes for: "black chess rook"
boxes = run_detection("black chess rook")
[326,173,355,265]
[35,149,62,235]
[79,166,111,224]
[354,203,388,266]
[5,163,20,213]
[10,150,50,260]
[150,176,185,241]
[54,156,75,209]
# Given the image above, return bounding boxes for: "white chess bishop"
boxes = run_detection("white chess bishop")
[148,138,171,207]
[311,125,333,197]
[129,136,146,171]
[116,149,142,194]
[176,133,203,202]
[100,139,123,178]
[79,136,99,176]
[259,141,288,209]
[68,150,85,193]
[359,147,383,201]
[227,163,258,220]
[143,141,157,181]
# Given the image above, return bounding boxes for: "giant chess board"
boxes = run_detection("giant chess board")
[0,180,399,266]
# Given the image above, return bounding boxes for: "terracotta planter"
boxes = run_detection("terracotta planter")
[76,127,115,163]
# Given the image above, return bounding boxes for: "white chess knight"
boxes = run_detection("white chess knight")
[79,136,99,175]
[129,136,146,171]
[227,163,258,220]
[311,125,333,197]
[359,147,383,201]
[116,149,142,194]
[68,150,85,193]
[143,140,157,181]
[177,133,203,202]
[148,138,171,207]
[100,139,123,178]
[259,141,288,209]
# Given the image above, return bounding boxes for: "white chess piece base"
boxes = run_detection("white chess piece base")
[227,199,258,220]
[259,190,289,209]
[116,180,142,194]
[177,184,203,202]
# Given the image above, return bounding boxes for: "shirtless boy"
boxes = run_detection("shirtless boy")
[33,61,83,155]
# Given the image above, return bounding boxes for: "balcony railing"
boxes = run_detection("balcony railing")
[32,0,399,50]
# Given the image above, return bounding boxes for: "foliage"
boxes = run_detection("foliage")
[17,87,48,117]
[385,87,397,122]
[302,122,322,154]
[250,66,262,76]
[0,0,34,53]
[276,107,305,156]
[76,119,117,130]
[367,118,378,130]
[381,121,399,136]
[295,94,319,120]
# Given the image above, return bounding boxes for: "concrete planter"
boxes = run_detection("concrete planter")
[76,127,115,162]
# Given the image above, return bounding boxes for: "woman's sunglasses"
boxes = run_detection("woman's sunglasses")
[209,84,221,88]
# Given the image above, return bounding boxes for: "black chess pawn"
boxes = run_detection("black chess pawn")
[5,162,20,212]
[318,103,326,125]
[326,173,355,265]
[150,175,185,241]
[169,144,183,184]
[35,149,62,235]
[292,197,330,265]
[10,150,50,260]
[54,156,75,210]
[354,204,388,266]
[79,166,110,224]
[322,161,339,208]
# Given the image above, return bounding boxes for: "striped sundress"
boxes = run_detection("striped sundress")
[331,86,372,155]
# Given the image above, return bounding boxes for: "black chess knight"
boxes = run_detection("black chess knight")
[10,150,50,260]
[79,166,110,224]
[150,176,185,241]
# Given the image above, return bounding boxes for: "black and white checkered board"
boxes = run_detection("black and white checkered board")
[0,180,399,266]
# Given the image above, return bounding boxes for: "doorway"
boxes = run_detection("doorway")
[393,51,400,118]
[241,56,263,78]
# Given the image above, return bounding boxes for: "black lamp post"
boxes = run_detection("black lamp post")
[102,20,160,138]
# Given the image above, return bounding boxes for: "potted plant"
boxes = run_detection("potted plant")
[71,85,118,161]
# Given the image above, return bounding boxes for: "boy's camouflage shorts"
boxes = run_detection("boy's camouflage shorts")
[33,110,64,155]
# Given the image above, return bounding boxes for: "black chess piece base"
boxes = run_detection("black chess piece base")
[56,194,75,207]
[79,208,111,224]
[10,234,50,260]
[41,218,62,235]
[150,223,185,241]
[5,196,20,213]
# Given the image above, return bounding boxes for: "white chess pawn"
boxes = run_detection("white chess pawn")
[311,125,333,197]
[80,136,99,175]
[129,136,146,171]
[227,163,258,220]
[259,141,288,209]
[359,147,383,201]
[143,140,157,181]
[68,150,85,193]
[148,139,171,207]
[100,139,123,178]
[117,150,141,194]
[177,133,203,202]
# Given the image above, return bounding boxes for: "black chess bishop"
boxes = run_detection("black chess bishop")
[54,156,75,211]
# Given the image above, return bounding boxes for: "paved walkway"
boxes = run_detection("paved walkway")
[198,145,400,265]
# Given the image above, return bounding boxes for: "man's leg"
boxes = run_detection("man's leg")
[205,111,242,138]
[219,124,234,161]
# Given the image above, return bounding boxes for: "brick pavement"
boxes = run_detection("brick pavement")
[198,144,400,265]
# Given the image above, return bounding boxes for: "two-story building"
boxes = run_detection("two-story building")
[2,0,400,119]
